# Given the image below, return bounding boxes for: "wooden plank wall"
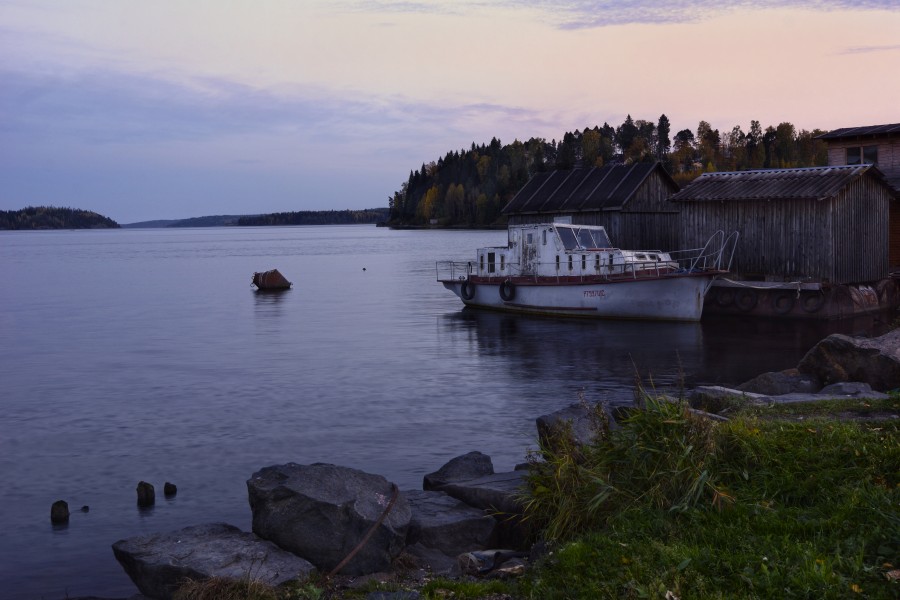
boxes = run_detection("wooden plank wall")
[677,176,891,284]
[891,202,900,269]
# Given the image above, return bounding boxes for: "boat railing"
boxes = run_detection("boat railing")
[436,260,474,282]
[667,231,740,273]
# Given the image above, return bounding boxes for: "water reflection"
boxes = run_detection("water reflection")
[442,308,895,403]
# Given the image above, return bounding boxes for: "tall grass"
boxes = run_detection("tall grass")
[520,392,899,599]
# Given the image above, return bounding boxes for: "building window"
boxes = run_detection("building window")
[846,145,878,165]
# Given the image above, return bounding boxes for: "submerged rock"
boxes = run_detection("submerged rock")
[50,500,69,524]
[247,463,410,576]
[136,481,154,507]
[112,522,314,600]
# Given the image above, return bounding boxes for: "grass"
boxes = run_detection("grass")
[518,392,899,599]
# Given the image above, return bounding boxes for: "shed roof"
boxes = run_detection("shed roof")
[816,123,900,140]
[502,162,676,215]
[669,165,889,202]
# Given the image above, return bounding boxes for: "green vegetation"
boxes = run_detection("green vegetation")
[0,206,119,229]
[237,208,389,226]
[389,117,829,228]
[518,394,899,599]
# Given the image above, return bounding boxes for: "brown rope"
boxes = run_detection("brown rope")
[327,483,400,578]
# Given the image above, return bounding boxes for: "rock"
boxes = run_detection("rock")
[423,452,494,491]
[797,329,900,391]
[737,369,821,395]
[689,386,768,414]
[80,505,90,513]
[402,543,460,576]
[50,500,69,524]
[247,463,410,576]
[818,382,888,398]
[136,481,154,507]
[535,402,618,451]
[437,471,527,516]
[163,482,177,497]
[112,522,315,600]
[404,490,496,557]
[437,471,530,548]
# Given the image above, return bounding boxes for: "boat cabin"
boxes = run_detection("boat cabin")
[472,221,676,281]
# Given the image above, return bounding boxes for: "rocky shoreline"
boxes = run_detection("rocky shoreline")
[62,328,900,600]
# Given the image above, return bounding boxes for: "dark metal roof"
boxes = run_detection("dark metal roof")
[502,162,676,214]
[816,123,900,140]
[669,165,889,202]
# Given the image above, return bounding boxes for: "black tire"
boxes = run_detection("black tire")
[735,288,758,311]
[801,291,826,313]
[715,287,735,307]
[499,280,516,301]
[772,292,796,315]
[461,280,476,300]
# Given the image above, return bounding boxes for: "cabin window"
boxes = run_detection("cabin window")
[487,252,496,274]
[555,255,560,270]
[527,233,534,244]
[568,255,573,271]
[581,255,586,270]
[480,254,484,271]
[595,255,600,271]
[609,255,614,267]
[542,230,547,245]
[500,255,505,271]
[846,145,879,165]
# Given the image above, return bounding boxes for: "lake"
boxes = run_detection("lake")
[0,225,886,598]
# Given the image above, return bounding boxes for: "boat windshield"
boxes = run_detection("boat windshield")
[555,225,611,250]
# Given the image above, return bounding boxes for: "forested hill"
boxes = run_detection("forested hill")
[237,208,389,226]
[388,116,829,229]
[0,206,119,230]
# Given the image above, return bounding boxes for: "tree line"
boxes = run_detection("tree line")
[237,208,389,227]
[388,116,830,228]
[0,206,120,230]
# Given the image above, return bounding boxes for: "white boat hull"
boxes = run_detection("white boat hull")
[442,274,715,321]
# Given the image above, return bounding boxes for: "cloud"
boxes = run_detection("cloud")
[351,0,900,28]
[838,43,900,55]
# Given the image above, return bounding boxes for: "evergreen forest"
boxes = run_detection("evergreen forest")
[388,116,829,228]
[237,208,389,226]
[0,206,120,230]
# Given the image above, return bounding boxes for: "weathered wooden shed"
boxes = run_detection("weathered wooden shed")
[671,165,893,284]
[502,162,679,251]
[816,123,900,267]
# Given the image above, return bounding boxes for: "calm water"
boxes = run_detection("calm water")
[0,225,887,599]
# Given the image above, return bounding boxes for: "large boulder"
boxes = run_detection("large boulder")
[404,490,496,557]
[535,402,619,451]
[247,463,410,576]
[112,523,315,600]
[737,369,821,395]
[423,452,494,491]
[798,330,900,391]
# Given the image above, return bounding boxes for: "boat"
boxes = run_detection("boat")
[252,269,292,291]
[436,220,737,321]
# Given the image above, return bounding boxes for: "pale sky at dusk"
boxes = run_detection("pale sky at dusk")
[2,1,899,223]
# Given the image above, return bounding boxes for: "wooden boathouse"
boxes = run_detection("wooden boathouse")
[502,162,679,251]
[816,123,900,267]
[670,165,897,318]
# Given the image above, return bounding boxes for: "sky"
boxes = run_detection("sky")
[1,1,899,224]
